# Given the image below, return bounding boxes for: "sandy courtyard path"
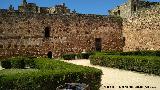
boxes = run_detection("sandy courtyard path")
[63,59,160,90]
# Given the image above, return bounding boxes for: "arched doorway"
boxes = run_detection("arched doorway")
[47,51,52,59]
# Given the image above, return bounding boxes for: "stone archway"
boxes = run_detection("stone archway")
[47,51,52,59]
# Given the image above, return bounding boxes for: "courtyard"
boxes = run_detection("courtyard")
[64,59,160,90]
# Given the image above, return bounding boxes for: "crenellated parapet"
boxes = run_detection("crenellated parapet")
[0,0,73,15]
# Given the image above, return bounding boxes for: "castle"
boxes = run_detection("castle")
[0,0,159,58]
[2,0,72,14]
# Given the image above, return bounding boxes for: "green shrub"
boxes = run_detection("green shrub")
[77,52,94,59]
[11,59,25,69]
[1,60,11,69]
[1,56,35,69]
[0,58,102,90]
[62,54,76,60]
[104,51,121,55]
[119,51,158,56]
[63,52,95,60]
[90,54,160,76]
[102,50,160,56]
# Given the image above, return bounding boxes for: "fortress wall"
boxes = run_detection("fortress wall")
[123,5,160,51]
[0,13,123,57]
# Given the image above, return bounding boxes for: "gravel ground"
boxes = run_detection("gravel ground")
[0,62,3,70]
[63,59,160,90]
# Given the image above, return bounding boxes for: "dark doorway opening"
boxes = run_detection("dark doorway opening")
[134,5,137,11]
[44,27,50,38]
[47,51,52,59]
[123,37,125,47]
[118,10,120,15]
[95,38,102,51]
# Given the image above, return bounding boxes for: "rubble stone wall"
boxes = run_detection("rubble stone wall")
[0,12,123,57]
[123,5,160,51]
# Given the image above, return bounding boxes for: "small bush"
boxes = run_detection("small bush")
[62,54,76,60]
[102,50,160,56]
[1,56,35,69]
[11,59,25,69]
[63,52,95,60]
[90,54,160,76]
[1,60,11,69]
[77,52,94,59]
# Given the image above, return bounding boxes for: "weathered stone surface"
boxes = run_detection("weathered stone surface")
[1,0,159,58]
[123,5,160,51]
[0,13,123,57]
[109,0,159,19]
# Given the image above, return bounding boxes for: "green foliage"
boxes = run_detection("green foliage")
[1,60,11,69]
[77,52,94,59]
[10,58,25,69]
[100,50,160,56]
[0,57,102,90]
[62,54,76,60]
[90,54,160,76]
[120,51,160,56]
[63,52,95,60]
[1,56,35,69]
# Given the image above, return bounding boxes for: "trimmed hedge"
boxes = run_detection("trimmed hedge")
[62,54,76,60]
[104,51,160,56]
[0,57,102,90]
[1,60,11,69]
[120,51,160,56]
[77,52,94,59]
[90,54,160,76]
[63,52,94,60]
[1,56,35,69]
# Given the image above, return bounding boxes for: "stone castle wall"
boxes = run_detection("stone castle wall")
[0,12,123,58]
[123,5,160,51]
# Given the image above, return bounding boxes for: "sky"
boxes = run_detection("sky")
[0,0,159,15]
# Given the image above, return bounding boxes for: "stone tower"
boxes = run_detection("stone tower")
[129,0,140,13]
[108,0,142,18]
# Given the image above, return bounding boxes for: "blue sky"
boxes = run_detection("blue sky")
[0,0,159,15]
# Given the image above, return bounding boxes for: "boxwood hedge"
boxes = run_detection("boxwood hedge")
[0,57,102,90]
[1,56,35,69]
[62,52,94,60]
[90,54,160,76]
[104,50,160,56]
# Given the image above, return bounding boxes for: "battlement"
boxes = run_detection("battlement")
[0,11,122,24]
[0,0,74,15]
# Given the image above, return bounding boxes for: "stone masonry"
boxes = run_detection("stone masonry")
[110,0,160,51]
[0,12,123,58]
[109,0,159,18]
[0,0,159,58]
[123,5,160,51]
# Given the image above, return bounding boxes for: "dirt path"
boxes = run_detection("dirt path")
[63,59,160,90]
